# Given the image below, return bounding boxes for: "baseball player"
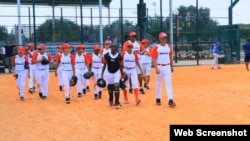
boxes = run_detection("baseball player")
[102,40,111,84]
[121,41,143,105]
[54,44,64,91]
[211,41,221,70]
[55,43,76,104]
[122,31,145,94]
[26,42,38,93]
[32,44,52,100]
[243,38,250,71]
[151,32,176,107]
[101,44,123,109]
[12,46,29,101]
[88,44,104,100]
[82,47,90,92]
[140,38,152,89]
[75,44,89,97]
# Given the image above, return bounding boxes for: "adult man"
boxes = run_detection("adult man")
[122,32,145,94]
[211,41,221,70]
[101,44,123,109]
[151,32,176,107]
[4,41,15,73]
[243,38,250,71]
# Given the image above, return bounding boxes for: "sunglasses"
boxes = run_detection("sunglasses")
[38,48,42,50]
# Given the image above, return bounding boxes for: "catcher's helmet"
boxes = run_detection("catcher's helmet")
[97,78,106,88]
[70,76,77,87]
[83,71,94,79]
[119,79,126,90]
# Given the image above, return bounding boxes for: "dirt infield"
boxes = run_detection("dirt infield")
[0,64,250,141]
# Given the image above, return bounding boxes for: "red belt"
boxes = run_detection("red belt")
[157,63,170,66]
[125,67,134,69]
[62,70,72,71]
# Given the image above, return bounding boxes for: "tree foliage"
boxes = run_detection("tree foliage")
[0,25,8,42]
[36,19,81,42]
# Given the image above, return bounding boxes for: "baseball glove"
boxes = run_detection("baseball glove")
[41,56,50,65]
[83,71,94,79]
[70,76,77,87]
[13,74,18,80]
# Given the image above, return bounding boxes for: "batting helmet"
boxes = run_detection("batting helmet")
[119,79,126,90]
[83,71,94,79]
[70,76,77,87]
[97,78,106,88]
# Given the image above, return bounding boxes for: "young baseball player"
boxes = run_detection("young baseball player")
[26,42,38,93]
[151,32,176,107]
[75,44,89,97]
[101,44,123,109]
[12,46,29,101]
[32,44,52,100]
[211,41,221,70]
[55,43,76,104]
[121,41,143,105]
[102,40,111,85]
[140,38,152,89]
[122,32,145,94]
[54,44,64,91]
[89,44,104,100]
[82,47,90,92]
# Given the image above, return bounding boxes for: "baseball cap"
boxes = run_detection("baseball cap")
[38,44,46,50]
[141,38,149,44]
[18,46,25,53]
[159,32,168,38]
[62,43,71,49]
[28,42,34,47]
[104,40,111,45]
[215,41,220,46]
[76,44,86,49]
[129,31,137,37]
[126,41,133,48]
[93,44,100,50]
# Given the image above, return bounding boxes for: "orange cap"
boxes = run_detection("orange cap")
[76,44,86,49]
[18,46,25,53]
[38,44,46,49]
[126,41,133,48]
[104,40,111,45]
[159,32,167,38]
[93,44,100,50]
[57,45,63,49]
[62,43,71,49]
[129,31,137,37]
[28,42,34,47]
[141,38,149,44]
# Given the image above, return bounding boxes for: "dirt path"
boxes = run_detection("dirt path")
[0,64,250,141]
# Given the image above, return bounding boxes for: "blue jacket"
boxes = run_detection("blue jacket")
[243,42,250,55]
[212,45,219,53]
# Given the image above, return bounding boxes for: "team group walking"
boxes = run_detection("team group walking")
[11,31,176,109]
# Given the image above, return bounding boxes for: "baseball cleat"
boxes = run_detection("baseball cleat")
[59,86,63,91]
[129,88,133,94]
[114,104,121,109]
[156,99,161,105]
[94,94,98,100]
[39,92,43,98]
[124,100,129,104]
[82,89,86,94]
[42,96,47,100]
[20,97,24,101]
[98,91,102,99]
[139,88,145,94]
[29,88,34,94]
[86,86,90,92]
[168,99,176,107]
[78,93,82,97]
[66,98,70,104]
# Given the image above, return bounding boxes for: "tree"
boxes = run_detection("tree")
[177,5,218,42]
[0,26,8,42]
[36,19,81,42]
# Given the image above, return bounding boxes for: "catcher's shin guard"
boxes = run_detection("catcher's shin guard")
[107,84,114,106]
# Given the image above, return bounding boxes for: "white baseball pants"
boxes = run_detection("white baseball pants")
[28,64,37,89]
[211,53,220,68]
[57,66,63,86]
[76,68,87,93]
[37,69,50,96]
[141,63,151,76]
[62,70,73,98]
[107,70,120,84]
[16,70,27,98]
[92,68,103,94]
[124,68,138,89]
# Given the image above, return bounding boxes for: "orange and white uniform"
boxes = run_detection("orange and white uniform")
[89,48,103,95]
[32,46,52,97]
[12,47,29,99]
[140,40,152,76]
[123,40,144,74]
[27,49,38,89]
[54,45,63,88]
[75,49,89,95]
[151,43,174,100]
[57,52,75,99]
